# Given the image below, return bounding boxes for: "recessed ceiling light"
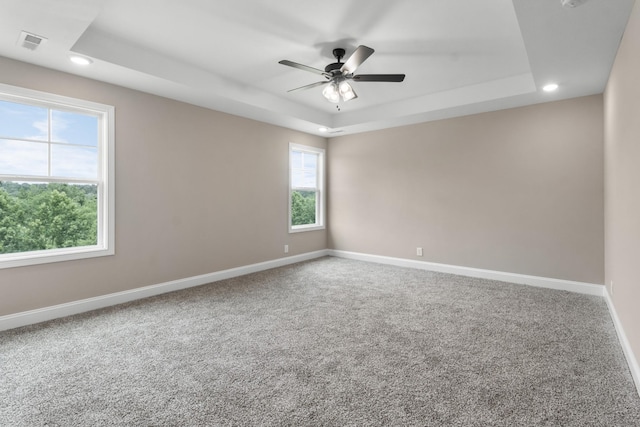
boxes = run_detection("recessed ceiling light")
[69,55,93,66]
[543,83,559,92]
[318,127,328,133]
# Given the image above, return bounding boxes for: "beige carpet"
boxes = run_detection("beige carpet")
[1,257,639,426]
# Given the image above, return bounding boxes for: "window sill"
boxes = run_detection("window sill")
[0,246,114,270]
[289,224,326,234]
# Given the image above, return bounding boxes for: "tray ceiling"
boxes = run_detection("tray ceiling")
[0,0,634,135]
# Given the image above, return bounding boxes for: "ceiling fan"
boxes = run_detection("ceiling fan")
[278,45,405,103]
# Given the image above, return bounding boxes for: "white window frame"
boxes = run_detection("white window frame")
[0,83,115,269]
[289,143,325,233]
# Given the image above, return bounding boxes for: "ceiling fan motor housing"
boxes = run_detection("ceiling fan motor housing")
[325,48,346,74]
[325,62,342,74]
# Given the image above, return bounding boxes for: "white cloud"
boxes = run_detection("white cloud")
[0,139,48,176]
[51,116,71,143]
[51,145,97,179]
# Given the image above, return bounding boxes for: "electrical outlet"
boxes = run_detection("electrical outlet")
[416,247,423,257]
[284,244,289,254]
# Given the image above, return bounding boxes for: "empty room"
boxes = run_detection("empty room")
[1,0,639,425]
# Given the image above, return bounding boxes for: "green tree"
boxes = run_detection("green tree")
[0,182,98,254]
[30,189,97,249]
[0,188,17,253]
[291,190,316,226]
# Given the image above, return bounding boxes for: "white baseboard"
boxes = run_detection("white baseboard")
[0,249,330,332]
[604,288,640,397]
[328,250,604,296]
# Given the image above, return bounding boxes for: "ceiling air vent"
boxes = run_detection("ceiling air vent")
[561,0,588,7]
[17,31,47,51]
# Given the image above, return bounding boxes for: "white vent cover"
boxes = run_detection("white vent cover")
[561,0,589,8]
[17,31,47,50]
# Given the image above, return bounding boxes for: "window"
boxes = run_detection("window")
[0,83,114,269]
[289,143,325,232]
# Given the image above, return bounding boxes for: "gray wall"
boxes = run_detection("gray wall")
[328,95,604,284]
[0,56,327,316]
[604,0,640,368]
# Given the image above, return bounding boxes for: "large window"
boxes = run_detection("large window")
[0,83,114,269]
[289,143,325,232]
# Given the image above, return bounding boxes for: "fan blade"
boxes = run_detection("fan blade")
[287,81,328,93]
[352,74,406,82]
[340,45,375,75]
[279,60,331,77]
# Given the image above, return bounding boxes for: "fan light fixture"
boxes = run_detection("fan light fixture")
[322,81,340,103]
[339,80,357,101]
[323,78,358,103]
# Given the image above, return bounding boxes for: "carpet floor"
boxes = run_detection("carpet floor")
[1,257,639,426]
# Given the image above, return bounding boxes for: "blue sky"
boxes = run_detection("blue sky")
[0,100,99,180]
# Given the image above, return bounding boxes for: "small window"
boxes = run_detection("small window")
[289,143,325,232]
[0,83,114,269]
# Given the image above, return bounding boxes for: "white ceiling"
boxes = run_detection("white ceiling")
[0,0,634,136]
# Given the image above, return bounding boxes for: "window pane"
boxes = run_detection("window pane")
[291,150,303,169]
[51,144,98,179]
[302,170,316,187]
[289,144,324,232]
[292,169,317,188]
[303,152,318,170]
[0,181,98,254]
[292,169,303,187]
[291,151,318,188]
[51,110,98,146]
[291,190,316,226]
[0,84,113,268]
[0,100,48,141]
[0,139,48,176]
